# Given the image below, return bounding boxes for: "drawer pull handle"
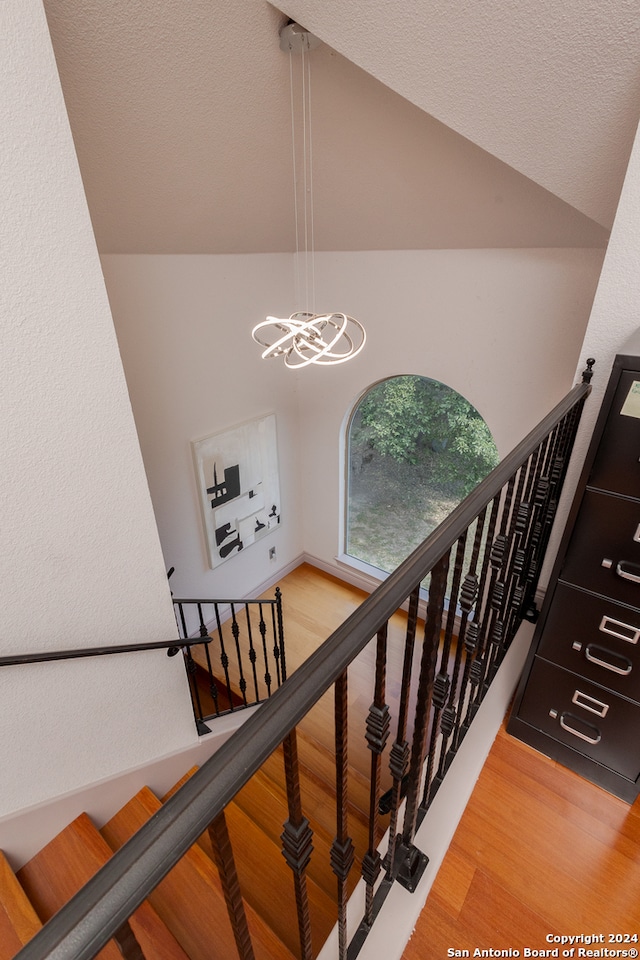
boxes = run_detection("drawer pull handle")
[585,644,633,676]
[616,561,640,584]
[559,712,602,745]
[571,689,609,717]
[599,615,640,645]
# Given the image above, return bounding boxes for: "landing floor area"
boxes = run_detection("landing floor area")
[402,719,640,959]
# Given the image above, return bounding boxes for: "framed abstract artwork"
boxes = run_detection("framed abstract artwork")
[192,414,281,569]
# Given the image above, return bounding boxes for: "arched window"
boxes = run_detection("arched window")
[345,375,499,576]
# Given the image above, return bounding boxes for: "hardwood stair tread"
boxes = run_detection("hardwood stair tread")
[200,798,338,956]
[258,732,378,848]
[16,812,190,960]
[161,775,340,957]
[233,755,371,896]
[0,851,41,959]
[17,814,121,960]
[101,785,295,960]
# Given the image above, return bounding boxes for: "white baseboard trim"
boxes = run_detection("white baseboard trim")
[303,552,380,595]
[245,554,306,600]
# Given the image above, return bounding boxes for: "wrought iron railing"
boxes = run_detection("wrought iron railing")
[172,592,286,733]
[13,362,594,960]
[0,592,286,738]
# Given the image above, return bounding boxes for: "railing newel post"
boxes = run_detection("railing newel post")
[275,586,287,682]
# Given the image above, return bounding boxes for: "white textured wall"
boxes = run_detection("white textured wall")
[574,117,640,417]
[296,249,604,568]
[543,117,640,578]
[101,248,603,590]
[0,0,196,817]
[278,0,640,228]
[101,255,304,600]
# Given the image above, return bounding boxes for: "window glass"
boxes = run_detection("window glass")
[346,375,499,575]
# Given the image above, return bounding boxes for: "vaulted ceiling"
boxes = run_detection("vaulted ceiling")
[42,0,640,254]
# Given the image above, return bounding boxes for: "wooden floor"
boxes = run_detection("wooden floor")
[271,564,640,960]
[402,723,640,959]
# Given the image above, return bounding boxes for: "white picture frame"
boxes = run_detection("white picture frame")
[192,414,281,569]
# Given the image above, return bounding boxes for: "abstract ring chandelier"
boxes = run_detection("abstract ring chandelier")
[252,312,366,368]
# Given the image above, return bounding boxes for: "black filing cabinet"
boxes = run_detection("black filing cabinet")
[508,335,640,801]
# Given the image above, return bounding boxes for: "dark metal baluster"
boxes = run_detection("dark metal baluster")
[517,430,555,619]
[258,602,272,697]
[332,671,355,960]
[362,624,390,927]
[176,601,210,732]
[512,441,545,623]
[449,510,484,756]
[529,400,587,595]
[270,601,282,687]
[196,603,208,638]
[422,533,467,809]
[461,492,502,733]
[281,730,314,960]
[394,552,450,892]
[501,450,541,644]
[230,605,248,706]
[198,603,220,717]
[183,646,210,735]
[486,463,530,678]
[486,472,522,685]
[509,425,558,632]
[214,604,235,713]
[113,921,145,960]
[474,475,516,698]
[275,587,287,682]
[383,587,420,875]
[177,602,188,641]
[244,604,260,702]
[208,810,256,960]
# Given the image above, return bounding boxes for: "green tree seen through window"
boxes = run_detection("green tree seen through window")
[347,376,499,574]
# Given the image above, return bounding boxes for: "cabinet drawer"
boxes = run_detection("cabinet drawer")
[589,370,640,499]
[537,584,640,700]
[518,658,640,780]
[561,490,640,609]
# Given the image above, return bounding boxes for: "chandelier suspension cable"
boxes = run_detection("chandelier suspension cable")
[305,40,316,316]
[295,38,315,316]
[252,22,366,368]
[289,48,301,312]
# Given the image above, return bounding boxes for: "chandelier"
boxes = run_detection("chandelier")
[252,312,366,368]
[252,22,366,368]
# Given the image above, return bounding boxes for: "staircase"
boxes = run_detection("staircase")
[1,377,594,960]
[1,720,381,960]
